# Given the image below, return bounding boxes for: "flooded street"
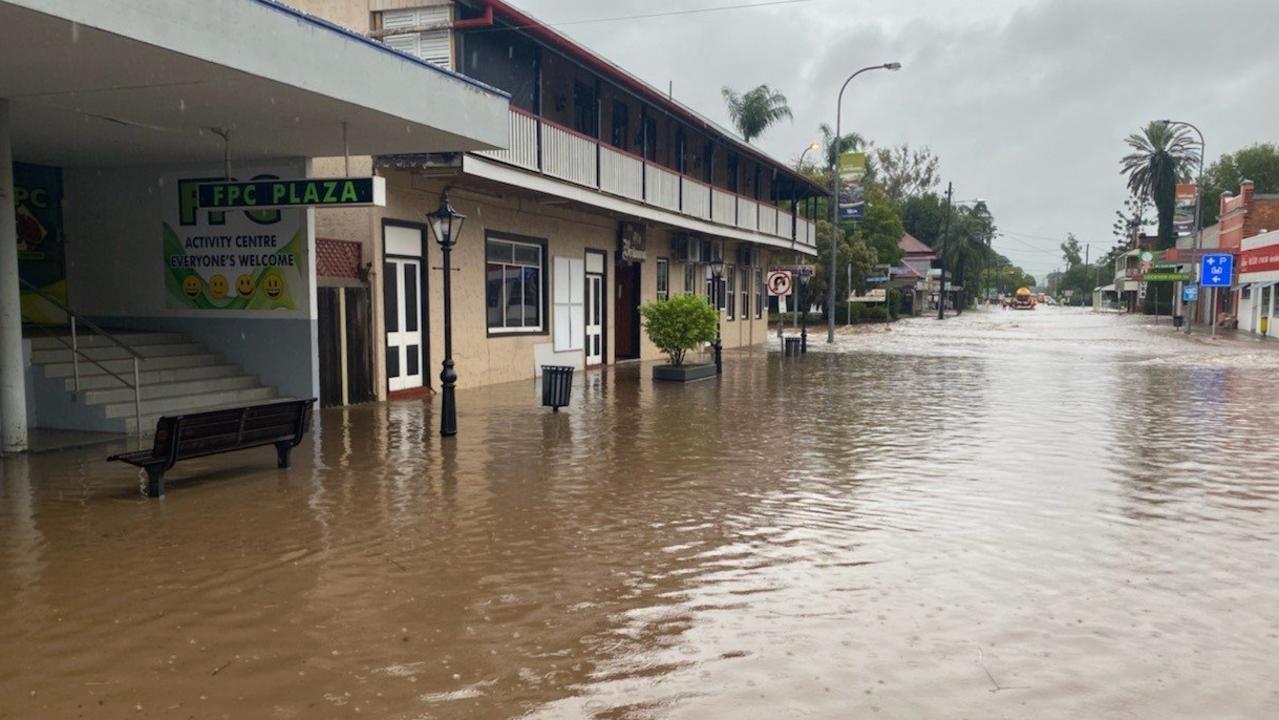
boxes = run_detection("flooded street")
[4,308,1279,719]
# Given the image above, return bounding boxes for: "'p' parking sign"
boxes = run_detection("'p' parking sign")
[1200,254,1234,288]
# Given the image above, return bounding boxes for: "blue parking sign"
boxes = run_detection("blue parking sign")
[1183,285,1199,302]
[1200,254,1234,288]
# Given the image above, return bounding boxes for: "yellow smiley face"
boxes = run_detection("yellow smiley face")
[263,275,284,299]
[208,274,228,300]
[236,274,255,297]
[181,274,202,299]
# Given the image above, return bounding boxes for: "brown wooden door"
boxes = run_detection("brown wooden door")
[614,262,642,359]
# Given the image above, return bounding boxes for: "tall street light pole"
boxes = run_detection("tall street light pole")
[828,61,901,343]
[1160,119,1205,334]
[428,191,467,437]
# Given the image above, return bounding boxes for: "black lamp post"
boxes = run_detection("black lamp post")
[427,191,467,437]
[799,272,809,352]
[710,255,724,374]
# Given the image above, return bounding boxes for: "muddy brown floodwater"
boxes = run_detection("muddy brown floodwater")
[4,309,1279,719]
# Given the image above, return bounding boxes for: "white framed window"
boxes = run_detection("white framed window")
[656,258,670,301]
[726,264,736,320]
[741,267,751,321]
[754,268,764,319]
[486,234,544,333]
[684,263,698,296]
[381,6,453,69]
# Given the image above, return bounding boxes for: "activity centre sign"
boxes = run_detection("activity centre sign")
[163,168,306,311]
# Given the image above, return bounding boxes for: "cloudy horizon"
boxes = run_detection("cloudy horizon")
[512,0,1279,281]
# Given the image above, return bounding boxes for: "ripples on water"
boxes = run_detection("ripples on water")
[2,309,1278,719]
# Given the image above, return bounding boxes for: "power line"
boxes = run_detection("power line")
[468,0,818,32]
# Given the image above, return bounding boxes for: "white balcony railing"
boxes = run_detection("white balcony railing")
[541,121,597,188]
[600,146,643,201]
[802,220,817,247]
[682,177,711,220]
[645,164,680,212]
[712,188,736,225]
[736,197,758,231]
[759,205,777,236]
[478,108,538,171]
[475,109,820,245]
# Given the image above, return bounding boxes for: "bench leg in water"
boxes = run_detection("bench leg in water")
[275,441,292,469]
[144,467,165,498]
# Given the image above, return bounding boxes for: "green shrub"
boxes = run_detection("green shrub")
[639,295,719,367]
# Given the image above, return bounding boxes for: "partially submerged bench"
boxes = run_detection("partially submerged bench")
[108,399,315,497]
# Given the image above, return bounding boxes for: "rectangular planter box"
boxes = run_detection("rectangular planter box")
[653,363,717,382]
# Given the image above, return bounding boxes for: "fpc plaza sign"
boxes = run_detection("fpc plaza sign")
[197,177,387,210]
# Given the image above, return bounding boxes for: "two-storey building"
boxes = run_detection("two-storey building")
[293,0,826,403]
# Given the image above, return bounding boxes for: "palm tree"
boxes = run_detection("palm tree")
[721,85,793,144]
[819,122,865,171]
[1120,121,1199,249]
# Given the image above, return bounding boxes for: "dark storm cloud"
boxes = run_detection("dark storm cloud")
[516,0,1279,278]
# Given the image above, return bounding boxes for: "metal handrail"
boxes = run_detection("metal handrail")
[19,278,144,434]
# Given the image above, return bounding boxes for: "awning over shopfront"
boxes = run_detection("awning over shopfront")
[0,0,510,166]
[0,0,512,452]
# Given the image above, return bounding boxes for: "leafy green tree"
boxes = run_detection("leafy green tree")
[1060,233,1083,268]
[1120,122,1199,249]
[872,144,940,203]
[721,85,793,144]
[1198,143,1279,226]
[857,185,905,267]
[639,295,719,367]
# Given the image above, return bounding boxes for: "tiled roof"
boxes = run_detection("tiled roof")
[898,232,934,255]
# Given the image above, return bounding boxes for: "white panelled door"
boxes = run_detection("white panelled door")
[585,251,606,366]
[384,223,425,393]
[385,257,423,392]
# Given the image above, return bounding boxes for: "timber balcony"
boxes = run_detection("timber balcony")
[477,107,819,249]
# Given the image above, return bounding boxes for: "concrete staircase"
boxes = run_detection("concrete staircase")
[28,331,281,435]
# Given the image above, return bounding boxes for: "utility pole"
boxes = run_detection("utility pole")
[1085,243,1090,307]
[937,181,953,320]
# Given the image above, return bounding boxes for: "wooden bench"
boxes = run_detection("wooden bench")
[108,399,315,497]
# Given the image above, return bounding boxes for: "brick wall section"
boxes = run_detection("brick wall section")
[1243,197,1279,239]
[317,238,363,278]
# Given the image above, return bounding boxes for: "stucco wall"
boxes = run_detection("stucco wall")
[376,169,619,390]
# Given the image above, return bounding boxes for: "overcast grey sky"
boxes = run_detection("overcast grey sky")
[513,0,1279,281]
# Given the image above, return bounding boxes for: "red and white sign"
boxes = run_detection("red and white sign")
[766,270,793,296]
[1240,244,1279,275]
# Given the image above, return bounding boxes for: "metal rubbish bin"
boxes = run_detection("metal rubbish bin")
[783,337,802,357]
[541,365,574,412]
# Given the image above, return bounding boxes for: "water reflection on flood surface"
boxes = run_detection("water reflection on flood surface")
[3,309,1279,719]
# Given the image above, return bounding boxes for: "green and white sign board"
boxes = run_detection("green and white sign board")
[196,176,385,210]
[164,168,307,311]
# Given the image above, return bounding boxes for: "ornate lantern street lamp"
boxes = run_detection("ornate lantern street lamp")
[427,191,467,437]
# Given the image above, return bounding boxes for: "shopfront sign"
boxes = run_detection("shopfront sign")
[1200,253,1234,287]
[848,289,886,302]
[769,264,815,277]
[1140,272,1189,282]
[618,221,646,263]
[196,176,386,210]
[166,167,306,310]
[1240,245,1279,275]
